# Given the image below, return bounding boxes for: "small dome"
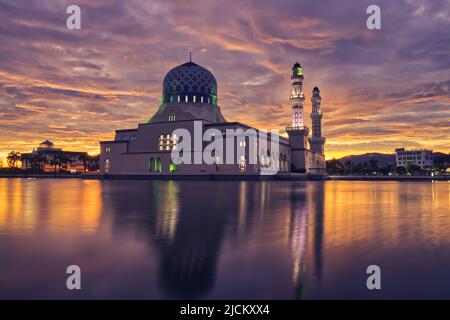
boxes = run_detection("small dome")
[162,61,217,105]
[39,140,54,148]
[291,62,303,78]
[313,86,320,91]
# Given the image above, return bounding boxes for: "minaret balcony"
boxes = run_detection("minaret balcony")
[290,93,304,100]
[286,125,306,132]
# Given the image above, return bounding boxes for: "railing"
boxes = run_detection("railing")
[286,125,306,132]
[290,94,304,100]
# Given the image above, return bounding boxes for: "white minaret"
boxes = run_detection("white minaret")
[309,87,326,155]
[290,62,305,128]
[287,62,309,172]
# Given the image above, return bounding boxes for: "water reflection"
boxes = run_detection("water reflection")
[286,182,325,299]
[101,180,328,299]
[1,179,449,299]
[0,179,102,234]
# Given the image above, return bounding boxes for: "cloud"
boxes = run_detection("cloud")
[0,0,449,159]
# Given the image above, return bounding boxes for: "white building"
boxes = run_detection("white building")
[21,140,99,173]
[395,148,433,169]
[100,60,326,177]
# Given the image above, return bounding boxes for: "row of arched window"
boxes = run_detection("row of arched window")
[159,134,178,151]
[148,157,176,173]
[163,94,217,105]
[260,150,289,172]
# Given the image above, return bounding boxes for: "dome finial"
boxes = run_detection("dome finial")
[189,51,192,62]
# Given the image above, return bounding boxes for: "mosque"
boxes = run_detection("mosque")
[99,59,326,177]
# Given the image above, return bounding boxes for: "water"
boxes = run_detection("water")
[0,178,449,299]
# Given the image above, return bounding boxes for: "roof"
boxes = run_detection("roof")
[40,139,54,146]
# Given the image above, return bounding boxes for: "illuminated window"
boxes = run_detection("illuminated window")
[105,146,111,152]
[185,95,188,102]
[156,158,162,173]
[170,162,176,173]
[239,155,246,173]
[193,96,196,103]
[170,95,174,102]
[296,67,302,76]
[104,158,110,173]
[172,134,178,151]
[166,134,170,150]
[149,158,154,172]
[177,95,180,103]
[201,96,204,103]
[159,134,164,150]
[207,97,210,104]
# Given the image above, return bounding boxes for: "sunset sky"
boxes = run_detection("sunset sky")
[0,0,449,162]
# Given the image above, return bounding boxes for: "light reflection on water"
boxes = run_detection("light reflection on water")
[0,179,449,299]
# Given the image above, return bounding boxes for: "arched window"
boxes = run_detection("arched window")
[170,162,176,173]
[201,96,204,103]
[172,133,178,151]
[166,134,171,150]
[177,95,180,103]
[239,155,246,173]
[104,158,110,173]
[168,113,175,122]
[185,95,188,103]
[159,134,164,150]
[149,158,154,172]
[193,95,196,103]
[156,158,162,173]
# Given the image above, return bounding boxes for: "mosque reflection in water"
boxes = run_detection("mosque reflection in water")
[2,179,449,299]
[100,180,325,299]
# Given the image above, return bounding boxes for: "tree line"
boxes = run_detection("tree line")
[326,157,449,176]
[3,150,99,174]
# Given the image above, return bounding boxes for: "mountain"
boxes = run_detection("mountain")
[336,153,395,166]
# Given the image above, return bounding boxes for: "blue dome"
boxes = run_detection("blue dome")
[162,61,218,105]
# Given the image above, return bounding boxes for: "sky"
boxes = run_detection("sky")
[0,0,449,162]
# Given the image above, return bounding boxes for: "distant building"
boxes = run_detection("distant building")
[395,148,433,169]
[21,140,99,173]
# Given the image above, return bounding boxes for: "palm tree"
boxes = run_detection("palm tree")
[30,154,48,174]
[56,154,71,173]
[7,151,21,173]
[50,156,59,175]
